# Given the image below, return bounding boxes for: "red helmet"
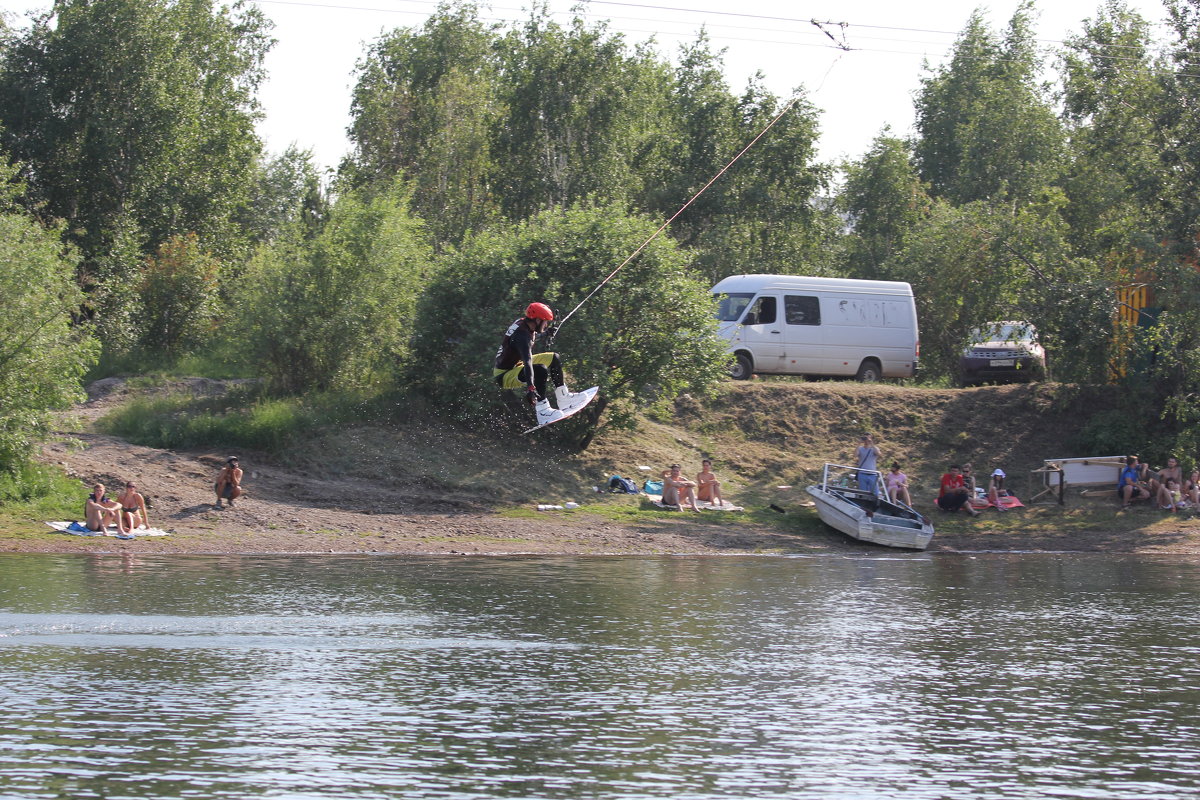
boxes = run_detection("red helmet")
[525,302,554,321]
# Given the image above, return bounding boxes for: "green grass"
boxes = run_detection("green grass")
[0,462,86,523]
[97,387,387,454]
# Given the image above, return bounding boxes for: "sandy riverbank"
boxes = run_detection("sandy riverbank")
[7,378,1199,556]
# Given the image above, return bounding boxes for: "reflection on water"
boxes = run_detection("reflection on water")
[1,553,1199,799]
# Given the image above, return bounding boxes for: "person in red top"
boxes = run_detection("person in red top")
[937,464,981,517]
[493,302,589,427]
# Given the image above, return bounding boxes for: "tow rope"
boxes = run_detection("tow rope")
[549,95,802,341]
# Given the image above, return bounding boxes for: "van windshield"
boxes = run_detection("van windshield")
[713,293,755,322]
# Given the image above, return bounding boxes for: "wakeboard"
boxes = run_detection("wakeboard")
[523,386,599,434]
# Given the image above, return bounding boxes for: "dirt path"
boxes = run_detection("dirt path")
[13,378,1200,556]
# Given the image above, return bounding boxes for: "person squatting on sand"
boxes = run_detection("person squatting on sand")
[215,457,243,509]
[493,302,590,427]
[696,459,725,507]
[662,464,702,512]
[85,483,128,534]
[1186,470,1200,508]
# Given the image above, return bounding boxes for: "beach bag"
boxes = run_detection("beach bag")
[608,475,639,494]
[644,480,664,495]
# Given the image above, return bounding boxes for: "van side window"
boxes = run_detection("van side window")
[784,295,821,326]
[742,296,776,326]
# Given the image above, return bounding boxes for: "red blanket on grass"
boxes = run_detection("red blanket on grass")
[969,494,1024,510]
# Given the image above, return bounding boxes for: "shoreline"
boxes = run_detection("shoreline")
[19,377,1200,557]
[5,503,1200,556]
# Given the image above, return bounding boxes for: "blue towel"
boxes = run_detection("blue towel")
[67,521,92,533]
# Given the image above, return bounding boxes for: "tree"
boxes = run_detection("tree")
[233,181,433,393]
[409,203,729,443]
[491,9,675,220]
[136,233,221,361]
[1059,0,1166,261]
[346,2,501,244]
[661,35,832,282]
[887,191,1112,383]
[914,4,1065,206]
[241,146,328,246]
[840,132,931,280]
[0,163,98,479]
[0,0,272,274]
[1157,0,1200,255]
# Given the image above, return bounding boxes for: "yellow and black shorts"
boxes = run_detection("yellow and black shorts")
[493,352,556,390]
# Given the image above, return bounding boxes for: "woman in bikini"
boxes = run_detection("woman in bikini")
[116,482,149,532]
[696,459,725,507]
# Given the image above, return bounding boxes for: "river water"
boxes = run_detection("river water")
[1,553,1198,799]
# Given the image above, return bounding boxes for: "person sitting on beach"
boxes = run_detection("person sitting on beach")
[885,463,912,507]
[696,459,725,507]
[1186,469,1200,509]
[214,457,243,509]
[1151,456,1182,501]
[116,482,149,532]
[1160,478,1186,512]
[1118,455,1152,509]
[937,465,981,517]
[961,462,978,496]
[987,469,1009,512]
[662,464,701,512]
[85,483,128,534]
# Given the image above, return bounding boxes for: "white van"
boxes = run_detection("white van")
[711,274,920,381]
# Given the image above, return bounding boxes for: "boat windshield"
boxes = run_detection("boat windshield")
[713,293,755,322]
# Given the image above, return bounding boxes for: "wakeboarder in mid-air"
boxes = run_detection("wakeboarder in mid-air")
[493,302,596,431]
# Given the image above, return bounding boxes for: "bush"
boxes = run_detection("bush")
[232,181,433,393]
[410,202,730,438]
[0,210,99,478]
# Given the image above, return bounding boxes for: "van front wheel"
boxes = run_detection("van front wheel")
[855,359,882,382]
[730,352,754,380]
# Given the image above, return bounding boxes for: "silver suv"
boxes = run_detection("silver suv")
[959,322,1045,386]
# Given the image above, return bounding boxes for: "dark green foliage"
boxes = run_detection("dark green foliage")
[0,0,271,264]
[410,203,730,437]
[232,181,433,393]
[914,4,1065,206]
[344,3,830,269]
[0,195,99,476]
[841,134,930,280]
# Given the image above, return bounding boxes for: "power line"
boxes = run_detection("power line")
[249,0,1200,81]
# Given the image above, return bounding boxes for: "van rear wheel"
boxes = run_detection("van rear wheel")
[730,352,754,380]
[855,359,882,382]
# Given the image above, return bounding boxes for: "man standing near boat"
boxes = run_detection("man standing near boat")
[854,434,881,495]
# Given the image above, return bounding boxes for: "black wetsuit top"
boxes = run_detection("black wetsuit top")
[495,318,537,380]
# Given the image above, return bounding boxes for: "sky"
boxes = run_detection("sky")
[0,0,1176,172]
